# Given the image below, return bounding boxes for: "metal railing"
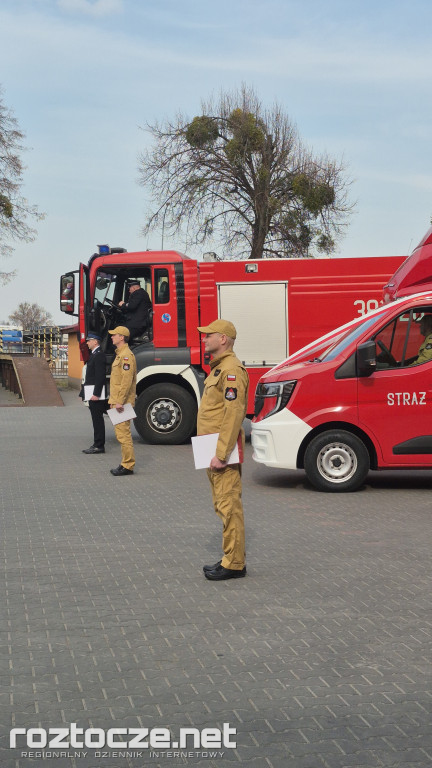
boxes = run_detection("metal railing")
[0,327,69,379]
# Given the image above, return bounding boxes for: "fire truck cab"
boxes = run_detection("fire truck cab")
[61,246,203,444]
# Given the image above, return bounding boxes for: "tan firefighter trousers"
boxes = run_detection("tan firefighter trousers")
[114,420,135,470]
[206,464,245,570]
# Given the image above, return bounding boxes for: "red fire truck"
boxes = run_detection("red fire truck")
[251,228,432,492]
[60,246,405,445]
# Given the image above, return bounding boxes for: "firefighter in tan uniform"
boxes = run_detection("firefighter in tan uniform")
[197,319,249,581]
[410,315,432,366]
[108,326,137,476]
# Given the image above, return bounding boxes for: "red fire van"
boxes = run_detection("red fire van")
[251,291,432,491]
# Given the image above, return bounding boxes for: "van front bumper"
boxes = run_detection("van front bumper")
[251,408,311,469]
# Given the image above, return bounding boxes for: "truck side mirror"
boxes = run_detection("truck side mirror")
[356,340,377,377]
[60,273,75,314]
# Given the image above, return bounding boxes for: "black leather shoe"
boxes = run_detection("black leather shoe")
[204,564,247,580]
[110,465,134,476]
[82,446,105,454]
[203,560,222,573]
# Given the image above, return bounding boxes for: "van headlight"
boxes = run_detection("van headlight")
[254,380,297,418]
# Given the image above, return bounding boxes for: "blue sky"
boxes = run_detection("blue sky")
[1,0,432,324]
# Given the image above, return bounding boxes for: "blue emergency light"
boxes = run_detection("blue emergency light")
[97,244,110,255]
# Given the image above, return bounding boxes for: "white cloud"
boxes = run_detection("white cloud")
[57,0,123,17]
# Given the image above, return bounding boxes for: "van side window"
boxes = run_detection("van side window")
[373,309,432,369]
[154,269,170,304]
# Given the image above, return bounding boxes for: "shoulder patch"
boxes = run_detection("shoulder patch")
[123,357,129,360]
[214,369,221,376]
[426,344,432,350]
[225,387,237,401]
[227,374,236,381]
[123,363,130,370]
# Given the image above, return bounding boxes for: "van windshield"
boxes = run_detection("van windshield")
[320,314,385,362]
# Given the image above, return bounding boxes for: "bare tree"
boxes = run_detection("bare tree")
[9,302,53,330]
[138,85,353,259]
[0,87,44,283]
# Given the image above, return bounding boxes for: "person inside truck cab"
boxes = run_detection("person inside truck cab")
[410,314,432,366]
[118,280,152,342]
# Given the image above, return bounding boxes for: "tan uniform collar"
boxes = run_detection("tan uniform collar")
[115,343,130,356]
[209,351,235,370]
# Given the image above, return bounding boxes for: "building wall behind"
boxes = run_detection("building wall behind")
[68,332,83,387]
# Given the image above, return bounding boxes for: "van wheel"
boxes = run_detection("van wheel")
[304,431,370,492]
[134,384,197,445]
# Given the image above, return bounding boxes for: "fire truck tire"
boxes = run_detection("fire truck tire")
[304,430,370,492]
[134,384,197,445]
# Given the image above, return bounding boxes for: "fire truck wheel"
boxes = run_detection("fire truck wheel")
[134,384,197,445]
[304,430,370,492]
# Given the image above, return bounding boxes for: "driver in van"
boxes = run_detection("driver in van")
[118,280,152,342]
[410,314,432,366]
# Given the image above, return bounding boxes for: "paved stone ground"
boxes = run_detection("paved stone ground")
[1,391,432,768]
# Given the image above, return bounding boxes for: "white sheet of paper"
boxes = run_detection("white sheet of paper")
[191,433,240,470]
[107,402,136,425]
[84,385,106,401]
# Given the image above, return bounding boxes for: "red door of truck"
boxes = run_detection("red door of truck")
[150,264,179,347]
[79,262,90,361]
[357,305,432,466]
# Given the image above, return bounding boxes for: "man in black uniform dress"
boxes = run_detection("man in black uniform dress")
[81,332,108,454]
[118,281,152,342]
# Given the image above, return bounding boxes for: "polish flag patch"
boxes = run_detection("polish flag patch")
[227,374,236,381]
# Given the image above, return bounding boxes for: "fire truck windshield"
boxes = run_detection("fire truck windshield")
[94,272,117,305]
[89,268,153,340]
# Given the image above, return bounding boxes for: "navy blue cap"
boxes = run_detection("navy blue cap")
[86,332,102,341]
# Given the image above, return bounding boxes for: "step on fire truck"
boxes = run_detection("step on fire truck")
[60,245,405,445]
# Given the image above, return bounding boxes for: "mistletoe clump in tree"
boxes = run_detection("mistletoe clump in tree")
[138,85,353,259]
